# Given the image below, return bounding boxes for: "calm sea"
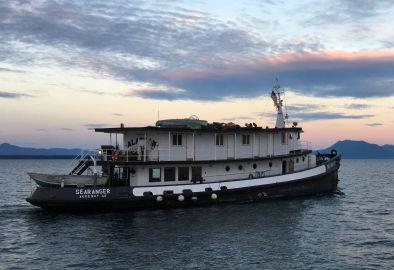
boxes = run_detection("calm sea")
[0,159,393,270]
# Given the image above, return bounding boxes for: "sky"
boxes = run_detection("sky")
[1,0,394,149]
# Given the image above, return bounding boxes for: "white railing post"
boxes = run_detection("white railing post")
[144,132,147,162]
[214,133,217,161]
[168,131,171,161]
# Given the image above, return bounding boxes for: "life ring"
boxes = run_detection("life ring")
[331,149,337,156]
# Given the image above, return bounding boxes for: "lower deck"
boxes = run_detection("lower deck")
[98,152,317,188]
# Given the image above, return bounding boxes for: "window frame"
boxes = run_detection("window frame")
[149,168,161,182]
[178,167,189,181]
[242,134,250,145]
[191,166,202,181]
[172,133,183,146]
[216,134,224,146]
[281,132,288,145]
[163,167,176,182]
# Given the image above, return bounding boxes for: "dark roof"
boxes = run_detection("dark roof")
[95,126,303,134]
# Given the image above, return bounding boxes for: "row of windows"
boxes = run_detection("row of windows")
[172,133,299,147]
[148,156,307,182]
[149,167,202,182]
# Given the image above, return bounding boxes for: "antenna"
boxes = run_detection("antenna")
[271,78,286,128]
[283,87,289,126]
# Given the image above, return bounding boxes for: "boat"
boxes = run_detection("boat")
[26,80,341,211]
[28,173,108,187]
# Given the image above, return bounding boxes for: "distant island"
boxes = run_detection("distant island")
[1,140,393,159]
[0,143,84,159]
[318,140,394,159]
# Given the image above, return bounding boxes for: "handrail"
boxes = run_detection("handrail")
[99,148,311,163]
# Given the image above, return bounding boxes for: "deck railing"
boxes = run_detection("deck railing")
[99,145,311,163]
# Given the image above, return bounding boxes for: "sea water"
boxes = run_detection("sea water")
[0,159,393,270]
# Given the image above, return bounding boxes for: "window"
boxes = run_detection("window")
[164,167,175,182]
[191,167,202,181]
[172,134,182,146]
[297,132,301,140]
[281,132,288,144]
[225,165,230,172]
[114,166,130,182]
[216,134,224,146]
[289,133,293,139]
[238,165,243,170]
[242,134,250,145]
[149,168,161,182]
[253,163,257,169]
[178,167,189,181]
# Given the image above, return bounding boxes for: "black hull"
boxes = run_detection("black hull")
[26,159,340,211]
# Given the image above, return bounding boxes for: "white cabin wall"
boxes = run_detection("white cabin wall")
[236,133,253,159]
[121,129,304,162]
[253,134,260,157]
[215,134,227,160]
[128,159,288,186]
[194,133,213,160]
[287,131,300,153]
[259,133,269,157]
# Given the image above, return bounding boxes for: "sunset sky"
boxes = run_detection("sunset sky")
[1,0,393,149]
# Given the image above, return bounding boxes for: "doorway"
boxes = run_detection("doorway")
[282,160,287,174]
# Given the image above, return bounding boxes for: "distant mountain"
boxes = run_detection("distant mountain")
[382,144,394,154]
[0,143,84,158]
[319,140,394,159]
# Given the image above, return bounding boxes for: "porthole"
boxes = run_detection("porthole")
[269,161,273,168]
[238,165,243,170]
[225,166,230,172]
[302,156,305,162]
[253,163,257,169]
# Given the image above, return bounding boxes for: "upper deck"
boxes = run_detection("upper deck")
[95,123,309,163]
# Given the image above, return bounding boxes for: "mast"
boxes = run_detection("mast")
[270,78,288,128]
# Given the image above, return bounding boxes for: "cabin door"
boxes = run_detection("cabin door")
[186,134,194,160]
[227,134,235,159]
[282,160,287,174]
[289,159,294,173]
[253,134,259,157]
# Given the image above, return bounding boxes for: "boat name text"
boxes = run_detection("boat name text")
[75,188,110,199]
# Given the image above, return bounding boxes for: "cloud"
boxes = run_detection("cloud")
[1,1,394,102]
[290,112,374,122]
[60,128,74,131]
[0,67,26,73]
[0,1,267,69]
[304,0,394,24]
[141,51,394,101]
[113,113,123,116]
[286,104,323,113]
[345,103,370,110]
[130,88,189,101]
[366,122,383,126]
[0,91,32,99]
[83,123,109,128]
[221,116,254,121]
[259,110,374,122]
[35,128,46,131]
